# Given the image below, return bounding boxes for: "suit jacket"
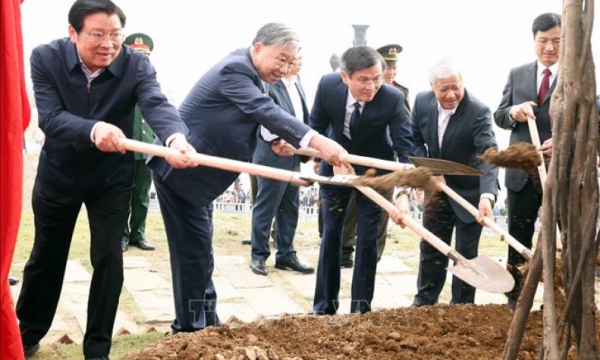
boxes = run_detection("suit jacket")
[310,73,414,177]
[31,38,187,194]
[494,61,555,192]
[267,77,310,163]
[149,47,312,206]
[412,90,499,223]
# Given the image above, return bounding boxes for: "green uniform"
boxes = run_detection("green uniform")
[123,106,155,244]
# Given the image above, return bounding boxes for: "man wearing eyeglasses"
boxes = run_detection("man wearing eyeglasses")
[15,1,194,359]
[310,46,414,315]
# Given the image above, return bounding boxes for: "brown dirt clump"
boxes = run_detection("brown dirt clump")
[122,305,563,360]
[351,167,439,195]
[480,143,541,174]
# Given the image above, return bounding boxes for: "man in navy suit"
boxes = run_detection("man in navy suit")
[494,13,560,310]
[148,23,348,334]
[250,55,314,276]
[16,1,193,358]
[310,46,414,315]
[410,58,498,307]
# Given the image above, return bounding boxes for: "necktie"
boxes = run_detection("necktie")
[349,102,361,138]
[538,68,551,105]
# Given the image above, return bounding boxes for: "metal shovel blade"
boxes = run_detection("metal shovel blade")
[409,157,484,176]
[449,254,515,293]
[298,173,359,186]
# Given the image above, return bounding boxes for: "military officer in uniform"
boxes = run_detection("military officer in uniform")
[122,33,156,251]
[378,44,411,117]
[340,43,411,268]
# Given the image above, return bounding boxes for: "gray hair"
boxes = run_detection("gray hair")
[428,57,462,84]
[252,23,301,53]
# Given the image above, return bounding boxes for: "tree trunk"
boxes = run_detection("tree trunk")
[543,0,598,358]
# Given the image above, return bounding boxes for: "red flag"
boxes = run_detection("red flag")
[1,0,31,359]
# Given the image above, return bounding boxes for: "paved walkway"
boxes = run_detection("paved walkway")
[10,247,544,346]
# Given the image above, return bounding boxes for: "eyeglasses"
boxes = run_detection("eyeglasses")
[82,31,125,44]
[356,76,383,86]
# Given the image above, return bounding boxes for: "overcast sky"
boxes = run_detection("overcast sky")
[20,0,600,197]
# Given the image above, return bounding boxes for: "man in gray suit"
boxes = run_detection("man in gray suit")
[249,55,314,276]
[148,23,348,334]
[493,12,561,310]
[410,58,498,306]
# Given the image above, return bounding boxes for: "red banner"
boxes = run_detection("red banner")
[1,0,30,359]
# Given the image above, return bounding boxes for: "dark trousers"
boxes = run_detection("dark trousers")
[342,188,393,261]
[153,173,220,333]
[506,180,542,301]
[413,194,483,306]
[123,159,152,244]
[250,140,300,262]
[17,176,129,357]
[313,186,381,315]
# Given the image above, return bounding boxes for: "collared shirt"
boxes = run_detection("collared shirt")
[343,90,365,139]
[536,61,559,93]
[437,103,457,148]
[261,76,305,142]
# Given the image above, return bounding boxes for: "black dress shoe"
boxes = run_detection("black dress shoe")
[250,260,268,276]
[341,258,353,269]
[129,239,155,251]
[241,239,251,245]
[121,241,128,252]
[24,343,40,358]
[85,356,110,360]
[275,254,314,274]
[8,276,19,286]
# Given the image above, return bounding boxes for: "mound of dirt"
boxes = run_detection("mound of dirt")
[123,304,553,360]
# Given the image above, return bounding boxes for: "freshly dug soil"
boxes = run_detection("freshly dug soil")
[480,143,541,174]
[351,167,439,195]
[123,304,580,360]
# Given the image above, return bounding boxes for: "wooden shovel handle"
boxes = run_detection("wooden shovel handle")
[436,182,533,260]
[289,146,407,172]
[354,185,462,263]
[120,139,307,186]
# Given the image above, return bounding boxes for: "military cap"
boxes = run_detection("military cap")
[376,44,403,64]
[124,33,154,55]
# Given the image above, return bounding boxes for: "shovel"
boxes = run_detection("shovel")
[288,146,483,176]
[122,139,514,293]
[121,139,362,188]
[527,116,562,252]
[354,185,514,293]
[287,146,532,258]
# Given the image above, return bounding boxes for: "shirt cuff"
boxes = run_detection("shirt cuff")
[166,133,186,147]
[90,122,102,143]
[480,193,495,206]
[299,129,317,149]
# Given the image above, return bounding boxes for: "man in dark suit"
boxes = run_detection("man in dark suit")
[121,32,156,252]
[16,1,193,359]
[340,43,412,268]
[310,46,414,315]
[250,56,314,276]
[494,12,561,310]
[411,58,498,307]
[148,23,348,334]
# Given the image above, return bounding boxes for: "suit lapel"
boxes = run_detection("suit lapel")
[276,81,295,116]
[333,79,349,139]
[427,95,440,157]
[440,92,469,157]
[295,81,309,124]
[524,62,538,101]
[544,77,558,104]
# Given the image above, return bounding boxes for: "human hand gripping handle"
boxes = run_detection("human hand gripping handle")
[308,134,349,168]
[165,135,197,169]
[93,122,127,153]
[477,198,494,225]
